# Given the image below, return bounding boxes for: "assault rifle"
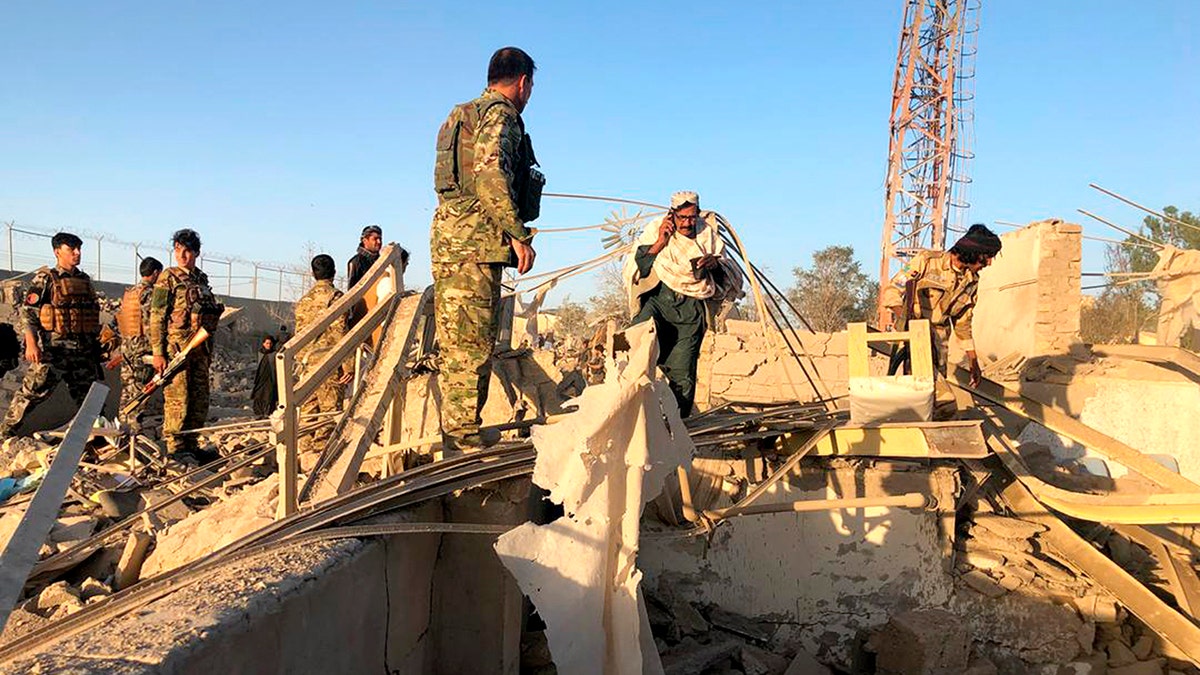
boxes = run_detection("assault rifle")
[120,328,210,417]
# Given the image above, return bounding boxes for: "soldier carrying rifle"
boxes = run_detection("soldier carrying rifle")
[149,229,224,464]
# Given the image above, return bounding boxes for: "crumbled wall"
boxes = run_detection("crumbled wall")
[974,220,1082,362]
[695,320,890,407]
[640,461,958,666]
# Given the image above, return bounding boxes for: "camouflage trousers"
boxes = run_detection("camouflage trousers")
[432,261,502,445]
[299,378,342,455]
[163,337,211,455]
[930,324,957,419]
[1,348,101,437]
[119,353,161,435]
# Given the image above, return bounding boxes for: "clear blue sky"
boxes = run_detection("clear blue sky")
[2,1,1197,303]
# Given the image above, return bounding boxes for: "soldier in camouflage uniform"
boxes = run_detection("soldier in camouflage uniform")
[431,46,544,451]
[294,254,348,455]
[0,233,104,438]
[114,256,164,435]
[881,224,1003,415]
[150,229,224,463]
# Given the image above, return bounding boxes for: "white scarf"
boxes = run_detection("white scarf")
[623,213,729,311]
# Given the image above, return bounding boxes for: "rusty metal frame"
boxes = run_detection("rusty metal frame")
[878,0,980,322]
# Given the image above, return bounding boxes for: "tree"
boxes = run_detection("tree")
[1080,244,1156,344]
[1126,205,1200,285]
[1086,204,1200,344]
[786,246,877,332]
[552,298,590,344]
[586,262,631,330]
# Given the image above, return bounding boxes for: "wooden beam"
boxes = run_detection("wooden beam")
[777,420,988,459]
[306,287,432,503]
[985,429,1200,524]
[1090,344,1200,381]
[0,383,107,634]
[999,479,1200,666]
[954,373,1200,493]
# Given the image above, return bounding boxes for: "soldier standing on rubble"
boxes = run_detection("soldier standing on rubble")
[430,46,544,451]
[0,233,104,438]
[294,254,350,456]
[150,229,224,463]
[881,223,1002,413]
[114,256,164,435]
[624,191,740,417]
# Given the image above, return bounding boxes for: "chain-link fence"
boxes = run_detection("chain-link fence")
[1,221,311,301]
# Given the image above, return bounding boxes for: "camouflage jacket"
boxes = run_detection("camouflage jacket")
[881,250,978,350]
[430,89,533,265]
[294,280,347,375]
[118,279,155,360]
[149,266,217,357]
[20,265,100,351]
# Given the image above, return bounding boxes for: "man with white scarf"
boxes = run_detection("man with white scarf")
[623,191,738,416]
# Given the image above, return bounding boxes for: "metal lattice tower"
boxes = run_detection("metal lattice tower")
[878,0,980,319]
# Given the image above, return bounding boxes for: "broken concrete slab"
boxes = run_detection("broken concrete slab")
[141,478,276,578]
[1109,659,1166,675]
[661,636,740,675]
[34,580,80,612]
[782,648,832,675]
[739,643,789,675]
[870,609,970,675]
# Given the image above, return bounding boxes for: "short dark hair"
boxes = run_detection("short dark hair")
[487,47,536,85]
[139,256,164,278]
[172,228,202,253]
[263,334,276,344]
[311,254,336,281]
[51,232,83,250]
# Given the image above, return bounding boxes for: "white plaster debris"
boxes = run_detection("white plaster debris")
[495,321,693,675]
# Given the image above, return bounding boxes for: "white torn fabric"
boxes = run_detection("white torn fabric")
[848,375,934,425]
[495,321,693,675]
[1153,246,1200,347]
[516,279,557,345]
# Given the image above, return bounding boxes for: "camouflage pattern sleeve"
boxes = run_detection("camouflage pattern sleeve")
[148,274,174,357]
[879,251,928,309]
[18,269,52,339]
[328,289,353,377]
[474,104,533,243]
[953,298,975,351]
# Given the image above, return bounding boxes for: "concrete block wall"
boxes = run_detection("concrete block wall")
[974,219,1082,362]
[696,320,888,407]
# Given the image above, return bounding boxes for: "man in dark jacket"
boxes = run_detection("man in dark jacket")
[251,335,277,418]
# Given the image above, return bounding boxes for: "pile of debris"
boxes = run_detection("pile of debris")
[949,502,1194,674]
[638,585,831,675]
[0,424,276,645]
